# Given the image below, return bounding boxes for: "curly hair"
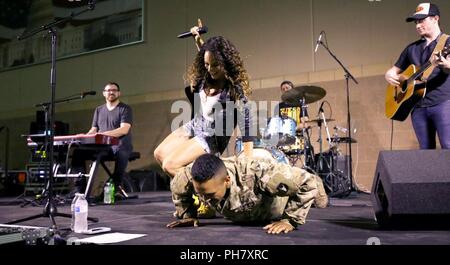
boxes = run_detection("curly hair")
[187,36,251,99]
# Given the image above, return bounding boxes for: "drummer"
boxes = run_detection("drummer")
[275,80,309,131]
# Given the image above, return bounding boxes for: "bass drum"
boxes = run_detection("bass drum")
[235,137,289,164]
[235,137,264,153]
[238,147,289,165]
[264,116,297,146]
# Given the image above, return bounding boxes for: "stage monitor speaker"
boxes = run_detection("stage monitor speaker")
[371,150,450,228]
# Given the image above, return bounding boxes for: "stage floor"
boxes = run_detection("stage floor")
[1,191,449,245]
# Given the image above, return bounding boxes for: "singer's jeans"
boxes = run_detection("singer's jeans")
[411,100,450,149]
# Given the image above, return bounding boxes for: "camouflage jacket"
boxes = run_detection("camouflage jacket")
[171,155,318,226]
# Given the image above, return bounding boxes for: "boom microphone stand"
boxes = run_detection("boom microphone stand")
[1,126,8,185]
[19,92,97,208]
[316,32,359,195]
[7,1,97,229]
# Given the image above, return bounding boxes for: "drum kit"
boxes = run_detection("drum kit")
[236,85,356,197]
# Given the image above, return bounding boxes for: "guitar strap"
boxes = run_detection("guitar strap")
[422,33,449,81]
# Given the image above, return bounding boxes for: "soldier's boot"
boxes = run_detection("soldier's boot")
[313,175,328,208]
[193,194,216,218]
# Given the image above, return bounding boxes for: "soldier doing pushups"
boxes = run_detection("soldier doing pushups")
[168,153,327,234]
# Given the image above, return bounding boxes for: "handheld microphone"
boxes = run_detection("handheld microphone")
[177,26,208,39]
[314,31,324,53]
[81,91,96,98]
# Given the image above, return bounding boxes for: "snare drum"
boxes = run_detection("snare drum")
[265,116,297,146]
[279,136,305,155]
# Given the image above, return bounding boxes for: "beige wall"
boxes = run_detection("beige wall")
[1,0,449,190]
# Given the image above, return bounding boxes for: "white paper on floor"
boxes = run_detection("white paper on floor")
[75,232,146,244]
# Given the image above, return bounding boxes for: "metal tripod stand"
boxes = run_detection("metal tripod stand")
[7,1,98,229]
[298,99,316,173]
[316,31,359,195]
[315,108,351,197]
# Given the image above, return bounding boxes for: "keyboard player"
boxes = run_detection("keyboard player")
[71,82,133,199]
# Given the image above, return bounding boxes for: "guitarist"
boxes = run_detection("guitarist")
[385,3,450,149]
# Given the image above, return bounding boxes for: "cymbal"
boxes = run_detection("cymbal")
[306,118,335,124]
[329,137,357,143]
[281,85,326,105]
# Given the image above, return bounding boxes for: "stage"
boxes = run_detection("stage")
[1,191,449,246]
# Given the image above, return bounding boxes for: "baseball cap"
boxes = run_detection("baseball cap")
[406,3,440,22]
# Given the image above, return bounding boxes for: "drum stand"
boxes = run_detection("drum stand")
[280,98,314,171]
[299,99,316,173]
[316,33,359,195]
[315,109,332,175]
[315,109,352,197]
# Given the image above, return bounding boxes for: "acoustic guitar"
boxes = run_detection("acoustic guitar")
[385,45,449,121]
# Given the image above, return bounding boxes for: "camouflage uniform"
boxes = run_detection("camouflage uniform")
[171,155,318,227]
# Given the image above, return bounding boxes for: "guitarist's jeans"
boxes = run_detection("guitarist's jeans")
[411,100,450,149]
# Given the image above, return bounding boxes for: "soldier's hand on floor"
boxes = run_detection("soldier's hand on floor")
[263,220,295,234]
[167,218,200,228]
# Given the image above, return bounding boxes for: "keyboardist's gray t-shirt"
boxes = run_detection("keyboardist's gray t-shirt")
[92,102,133,152]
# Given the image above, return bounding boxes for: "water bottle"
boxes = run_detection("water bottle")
[110,182,115,204]
[71,193,88,233]
[70,194,78,231]
[103,182,112,204]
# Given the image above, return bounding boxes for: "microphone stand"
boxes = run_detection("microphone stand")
[315,108,332,175]
[317,38,359,196]
[318,108,332,145]
[7,3,97,230]
[36,93,94,108]
[0,126,9,186]
[18,94,95,208]
[299,98,315,172]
